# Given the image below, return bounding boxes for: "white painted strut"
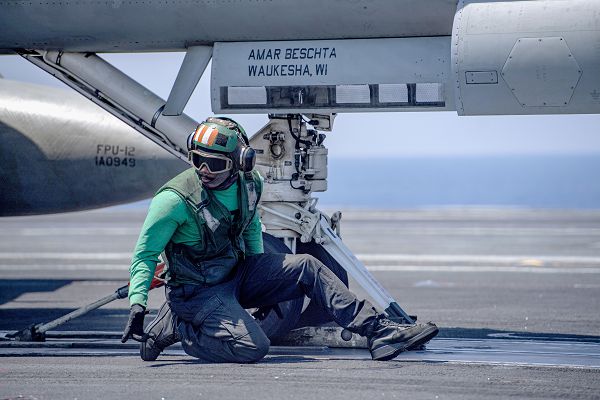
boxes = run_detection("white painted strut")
[23,51,197,161]
[318,217,414,323]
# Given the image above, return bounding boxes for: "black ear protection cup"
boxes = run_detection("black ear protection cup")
[204,117,256,172]
[238,145,256,172]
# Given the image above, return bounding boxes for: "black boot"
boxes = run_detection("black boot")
[368,318,438,361]
[140,302,180,361]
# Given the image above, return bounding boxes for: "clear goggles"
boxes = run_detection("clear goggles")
[189,150,233,174]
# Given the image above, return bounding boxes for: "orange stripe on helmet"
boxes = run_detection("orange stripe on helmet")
[199,124,210,143]
[193,127,202,143]
[193,124,208,143]
[207,128,218,146]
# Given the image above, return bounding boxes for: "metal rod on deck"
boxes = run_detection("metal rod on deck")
[8,264,165,341]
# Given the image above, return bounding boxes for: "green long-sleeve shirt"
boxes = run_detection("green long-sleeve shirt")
[128,180,264,307]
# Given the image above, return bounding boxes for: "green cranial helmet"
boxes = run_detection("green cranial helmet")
[187,117,255,173]
[188,118,242,154]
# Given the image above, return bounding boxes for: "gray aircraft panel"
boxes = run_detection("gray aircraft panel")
[0,0,458,53]
[452,0,600,115]
[211,37,455,114]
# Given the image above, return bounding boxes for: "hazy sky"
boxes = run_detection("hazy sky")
[2,52,600,158]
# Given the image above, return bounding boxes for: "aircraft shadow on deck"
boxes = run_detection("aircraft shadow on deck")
[0,278,116,332]
[0,308,127,331]
[435,327,600,343]
[0,279,73,306]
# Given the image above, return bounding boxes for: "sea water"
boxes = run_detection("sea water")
[318,154,600,209]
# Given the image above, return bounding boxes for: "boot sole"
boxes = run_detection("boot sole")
[371,324,439,361]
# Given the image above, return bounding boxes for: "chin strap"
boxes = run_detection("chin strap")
[196,168,238,190]
[218,171,239,190]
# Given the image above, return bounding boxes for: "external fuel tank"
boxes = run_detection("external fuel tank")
[0,79,187,216]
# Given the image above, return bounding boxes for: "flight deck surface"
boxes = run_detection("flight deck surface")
[1,207,599,399]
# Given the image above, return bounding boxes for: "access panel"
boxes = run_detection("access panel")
[452,0,600,115]
[211,37,454,114]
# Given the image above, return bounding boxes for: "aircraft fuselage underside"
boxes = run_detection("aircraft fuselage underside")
[0,0,456,53]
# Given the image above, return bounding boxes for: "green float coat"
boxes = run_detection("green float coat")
[128,168,263,307]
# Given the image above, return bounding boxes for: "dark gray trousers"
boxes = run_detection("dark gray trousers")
[166,253,380,363]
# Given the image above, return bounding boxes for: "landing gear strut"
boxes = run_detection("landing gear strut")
[251,114,415,331]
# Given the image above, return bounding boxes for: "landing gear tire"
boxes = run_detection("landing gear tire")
[255,234,350,340]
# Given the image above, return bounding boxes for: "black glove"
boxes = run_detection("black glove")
[121,304,147,343]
